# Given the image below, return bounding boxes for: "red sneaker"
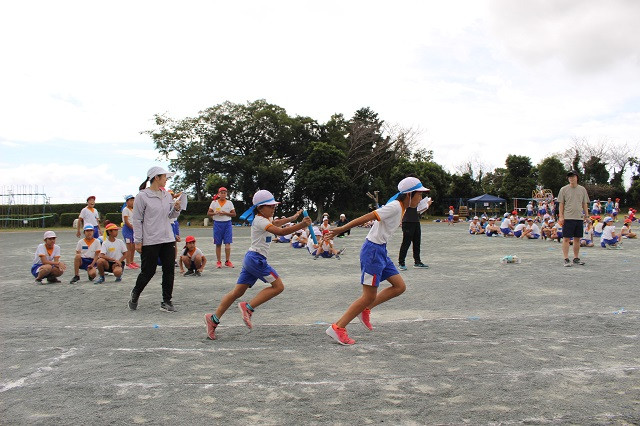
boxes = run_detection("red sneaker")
[131,262,140,268]
[357,308,373,330]
[224,260,234,268]
[204,314,217,340]
[216,261,222,269]
[238,302,253,329]
[325,323,355,345]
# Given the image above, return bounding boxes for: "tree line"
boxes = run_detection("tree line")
[146,99,640,219]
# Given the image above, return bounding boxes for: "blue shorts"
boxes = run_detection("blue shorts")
[514,230,522,238]
[213,220,233,245]
[320,251,333,258]
[581,239,592,244]
[122,225,134,243]
[360,239,399,287]
[171,221,180,238]
[92,226,99,239]
[291,242,304,248]
[593,231,602,237]
[277,236,290,243]
[592,209,600,215]
[557,231,563,239]
[601,237,618,247]
[31,264,42,277]
[237,251,278,288]
[501,228,512,235]
[531,234,540,239]
[539,209,546,215]
[79,257,93,270]
[448,215,453,221]
[527,211,533,216]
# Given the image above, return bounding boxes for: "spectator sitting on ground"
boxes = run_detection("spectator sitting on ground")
[180,236,206,276]
[540,217,552,239]
[513,218,527,238]
[485,218,500,237]
[523,217,541,239]
[70,224,101,283]
[291,229,308,248]
[335,214,350,237]
[550,219,563,242]
[600,217,620,249]
[581,220,594,247]
[620,219,636,239]
[277,221,294,243]
[469,216,482,234]
[31,231,66,284]
[319,216,331,232]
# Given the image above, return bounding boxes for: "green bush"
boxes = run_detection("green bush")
[0,213,58,228]
[60,213,78,227]
[105,212,123,225]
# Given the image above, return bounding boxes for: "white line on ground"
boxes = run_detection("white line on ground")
[0,347,79,393]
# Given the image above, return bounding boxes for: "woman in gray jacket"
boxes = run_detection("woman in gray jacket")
[129,166,182,312]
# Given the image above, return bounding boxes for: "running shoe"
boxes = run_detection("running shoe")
[398,264,407,271]
[573,258,585,265]
[95,276,105,284]
[131,262,140,268]
[194,271,201,277]
[126,264,136,270]
[563,258,572,267]
[357,308,373,330]
[115,276,122,282]
[325,323,355,345]
[184,270,195,276]
[160,301,176,312]
[225,260,234,268]
[69,275,80,284]
[35,278,43,284]
[238,302,253,329]
[337,248,346,256]
[414,263,429,268]
[128,291,138,310]
[204,314,218,340]
[47,277,62,283]
[216,261,222,269]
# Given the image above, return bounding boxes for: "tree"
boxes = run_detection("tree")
[537,156,567,196]
[501,155,536,198]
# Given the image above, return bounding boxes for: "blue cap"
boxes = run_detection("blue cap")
[125,195,134,201]
[83,224,94,231]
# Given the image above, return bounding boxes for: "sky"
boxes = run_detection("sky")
[1,0,639,204]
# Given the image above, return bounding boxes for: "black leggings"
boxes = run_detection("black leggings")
[132,242,175,303]
[398,222,422,265]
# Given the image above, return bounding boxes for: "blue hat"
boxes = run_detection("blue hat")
[124,194,134,201]
[83,224,95,231]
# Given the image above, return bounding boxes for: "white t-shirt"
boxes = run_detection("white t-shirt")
[500,218,511,229]
[209,199,235,222]
[79,207,100,227]
[602,225,616,240]
[306,238,317,254]
[76,238,101,259]
[594,222,604,233]
[514,223,526,233]
[527,203,533,212]
[122,206,134,227]
[528,224,541,235]
[249,215,275,258]
[34,243,60,265]
[183,247,203,260]
[320,222,330,232]
[469,221,479,232]
[367,200,404,245]
[101,238,128,261]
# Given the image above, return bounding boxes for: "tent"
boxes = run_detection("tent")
[467,194,506,216]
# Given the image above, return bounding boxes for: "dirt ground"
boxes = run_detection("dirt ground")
[1,223,638,425]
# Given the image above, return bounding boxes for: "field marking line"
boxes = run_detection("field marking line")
[0,347,79,393]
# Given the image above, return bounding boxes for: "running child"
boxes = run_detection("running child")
[96,223,128,283]
[207,187,236,268]
[31,231,66,284]
[324,177,429,345]
[180,236,207,276]
[70,224,102,283]
[77,195,100,238]
[447,206,454,226]
[204,191,311,340]
[122,195,138,269]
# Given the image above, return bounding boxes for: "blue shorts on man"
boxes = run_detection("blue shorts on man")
[213,220,233,245]
[359,239,399,288]
[237,251,278,288]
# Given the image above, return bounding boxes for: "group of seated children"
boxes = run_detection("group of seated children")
[469,213,541,239]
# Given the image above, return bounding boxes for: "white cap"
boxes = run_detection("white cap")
[604,217,613,223]
[504,213,509,217]
[340,213,345,218]
[323,212,329,216]
[397,177,429,193]
[473,216,479,220]
[147,166,175,179]
[323,217,329,221]
[43,230,56,239]
[252,189,280,206]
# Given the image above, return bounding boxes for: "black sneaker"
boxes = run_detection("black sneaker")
[70,275,80,284]
[573,258,585,265]
[194,271,201,277]
[563,258,572,267]
[47,276,62,283]
[160,301,176,312]
[35,278,43,284]
[184,270,195,276]
[413,263,429,269]
[128,291,139,310]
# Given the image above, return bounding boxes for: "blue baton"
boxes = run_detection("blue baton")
[302,210,318,244]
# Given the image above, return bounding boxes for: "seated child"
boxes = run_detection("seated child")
[523,218,540,239]
[580,220,594,247]
[180,235,207,276]
[468,216,482,234]
[500,213,514,237]
[290,229,308,248]
[620,219,636,239]
[70,224,101,283]
[31,231,66,284]
[513,218,526,238]
[593,219,604,238]
[600,217,620,248]
[96,224,128,283]
[485,218,501,236]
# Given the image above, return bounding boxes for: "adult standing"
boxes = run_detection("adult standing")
[398,186,431,270]
[207,187,236,268]
[558,170,590,267]
[129,166,182,311]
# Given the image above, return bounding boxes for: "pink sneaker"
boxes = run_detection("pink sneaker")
[216,261,222,269]
[357,308,373,330]
[325,323,355,345]
[224,260,234,268]
[204,314,217,340]
[238,302,253,329]
[131,262,140,268]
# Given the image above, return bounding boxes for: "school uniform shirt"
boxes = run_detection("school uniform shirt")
[514,224,526,233]
[122,206,134,227]
[469,222,480,232]
[209,199,234,222]
[367,200,404,245]
[602,226,616,240]
[101,238,128,261]
[528,224,541,236]
[132,188,181,246]
[33,243,60,265]
[183,247,203,260]
[249,215,276,258]
[500,218,511,229]
[79,207,100,227]
[76,238,101,259]
[594,222,604,233]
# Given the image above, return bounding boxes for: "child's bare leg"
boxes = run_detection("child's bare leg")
[215,284,248,319]
[225,244,231,262]
[336,286,378,328]
[194,256,202,270]
[249,278,284,309]
[74,254,82,275]
[36,265,52,280]
[113,264,123,278]
[97,259,106,276]
[369,274,406,310]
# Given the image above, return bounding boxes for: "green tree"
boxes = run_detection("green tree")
[501,155,536,198]
[583,156,609,185]
[537,156,567,196]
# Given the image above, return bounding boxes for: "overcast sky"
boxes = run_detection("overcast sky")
[1,0,639,204]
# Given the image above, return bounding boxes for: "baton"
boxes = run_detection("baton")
[302,210,318,244]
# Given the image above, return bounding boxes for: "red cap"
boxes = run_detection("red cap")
[105,223,118,231]
[449,206,453,209]
[512,210,517,215]
[218,187,227,193]
[87,195,96,201]
[185,236,195,243]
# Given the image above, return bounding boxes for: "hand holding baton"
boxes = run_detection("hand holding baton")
[303,210,318,244]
